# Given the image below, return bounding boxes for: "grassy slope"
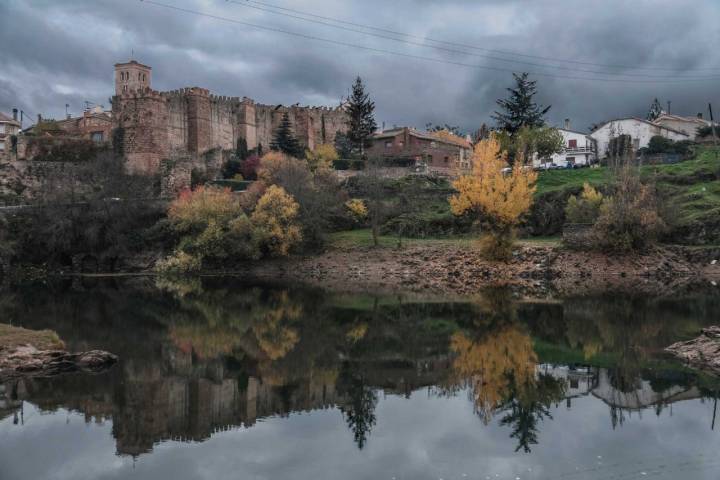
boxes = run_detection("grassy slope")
[335,147,719,245]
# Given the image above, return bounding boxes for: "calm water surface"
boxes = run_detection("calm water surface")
[1,278,719,480]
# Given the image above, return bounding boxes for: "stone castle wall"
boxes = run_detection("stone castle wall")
[113,87,348,176]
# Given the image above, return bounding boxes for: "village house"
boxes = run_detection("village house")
[590,117,690,159]
[0,110,21,161]
[367,127,473,175]
[652,113,715,140]
[535,119,597,168]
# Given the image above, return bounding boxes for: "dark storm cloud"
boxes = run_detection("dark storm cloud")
[1,0,719,132]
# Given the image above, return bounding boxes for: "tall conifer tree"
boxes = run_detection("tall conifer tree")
[492,73,550,134]
[271,112,303,158]
[345,76,377,157]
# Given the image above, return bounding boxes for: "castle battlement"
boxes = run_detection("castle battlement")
[112,59,348,176]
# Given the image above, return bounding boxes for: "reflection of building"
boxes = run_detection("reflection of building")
[591,369,702,411]
[540,365,704,413]
[537,364,595,407]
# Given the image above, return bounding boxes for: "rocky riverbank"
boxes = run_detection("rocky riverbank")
[0,324,117,381]
[246,243,720,296]
[666,326,720,375]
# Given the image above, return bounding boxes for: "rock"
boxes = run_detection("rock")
[0,347,117,381]
[666,327,720,375]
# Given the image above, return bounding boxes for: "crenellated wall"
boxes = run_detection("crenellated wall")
[113,85,348,179]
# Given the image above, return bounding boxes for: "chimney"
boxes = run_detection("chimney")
[564,118,571,130]
[12,108,17,121]
[697,113,703,119]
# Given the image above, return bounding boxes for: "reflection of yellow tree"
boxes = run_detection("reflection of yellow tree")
[450,325,537,423]
[252,292,302,360]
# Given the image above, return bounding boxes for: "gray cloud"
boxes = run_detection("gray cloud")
[1,0,719,133]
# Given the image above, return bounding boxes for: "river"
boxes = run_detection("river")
[1,278,719,480]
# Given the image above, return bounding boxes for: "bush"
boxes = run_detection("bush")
[591,166,666,252]
[477,231,515,261]
[333,159,350,170]
[565,183,603,224]
[251,185,303,257]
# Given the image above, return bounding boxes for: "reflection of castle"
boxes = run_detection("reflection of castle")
[0,346,453,457]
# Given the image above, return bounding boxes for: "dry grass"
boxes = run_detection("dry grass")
[0,324,64,351]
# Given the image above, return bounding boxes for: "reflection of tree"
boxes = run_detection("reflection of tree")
[499,373,565,453]
[338,369,378,450]
[251,292,301,360]
[450,325,537,423]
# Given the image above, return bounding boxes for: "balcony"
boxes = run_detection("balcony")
[563,146,595,155]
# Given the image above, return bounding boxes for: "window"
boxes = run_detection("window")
[123,85,128,93]
[0,140,5,151]
[567,156,576,164]
[91,131,104,143]
[385,141,392,148]
[0,124,5,134]
[633,138,640,150]
[398,141,404,148]
[568,139,577,148]
[444,156,449,163]
[430,141,437,148]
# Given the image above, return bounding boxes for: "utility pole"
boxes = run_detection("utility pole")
[667,100,671,114]
[709,103,718,146]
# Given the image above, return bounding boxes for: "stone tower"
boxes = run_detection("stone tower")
[114,60,152,95]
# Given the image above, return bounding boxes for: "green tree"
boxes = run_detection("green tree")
[492,73,550,134]
[647,98,664,121]
[271,112,303,158]
[345,76,377,157]
[333,131,354,159]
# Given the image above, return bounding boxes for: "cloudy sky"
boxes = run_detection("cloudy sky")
[1,0,720,133]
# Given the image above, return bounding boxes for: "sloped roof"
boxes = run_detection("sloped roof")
[654,113,713,126]
[590,117,690,137]
[0,111,20,126]
[373,127,471,148]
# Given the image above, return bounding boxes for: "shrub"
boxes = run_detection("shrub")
[241,154,260,180]
[565,183,603,224]
[168,186,239,234]
[477,231,515,261]
[345,199,368,221]
[251,185,302,257]
[333,159,350,170]
[591,166,666,252]
[305,144,339,172]
[157,250,202,275]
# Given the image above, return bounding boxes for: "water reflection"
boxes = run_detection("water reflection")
[0,279,718,466]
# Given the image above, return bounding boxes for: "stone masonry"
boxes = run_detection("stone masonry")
[112,60,348,175]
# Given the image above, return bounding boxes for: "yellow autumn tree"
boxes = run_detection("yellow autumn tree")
[251,185,303,257]
[449,135,537,259]
[305,143,339,172]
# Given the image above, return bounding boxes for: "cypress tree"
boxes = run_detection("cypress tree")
[646,98,664,121]
[271,112,303,158]
[345,76,377,157]
[492,73,550,134]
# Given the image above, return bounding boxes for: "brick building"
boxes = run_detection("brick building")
[112,59,348,174]
[367,127,473,175]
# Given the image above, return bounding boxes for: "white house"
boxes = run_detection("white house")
[653,113,715,140]
[590,118,689,159]
[533,120,597,168]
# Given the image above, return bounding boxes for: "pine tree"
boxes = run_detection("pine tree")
[345,76,377,157]
[492,73,550,134]
[271,112,303,158]
[647,98,664,121]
